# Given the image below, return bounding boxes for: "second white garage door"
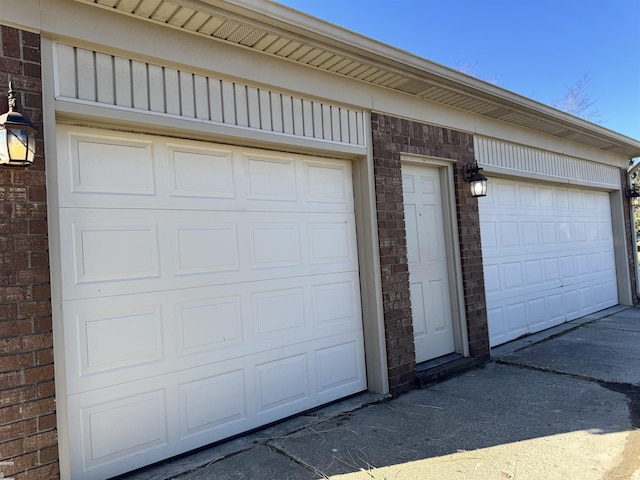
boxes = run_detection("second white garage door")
[480,178,618,346]
[53,125,367,479]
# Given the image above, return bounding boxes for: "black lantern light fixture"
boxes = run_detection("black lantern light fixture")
[463,161,488,197]
[626,185,640,208]
[0,82,37,167]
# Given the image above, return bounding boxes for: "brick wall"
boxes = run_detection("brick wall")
[371,112,490,394]
[622,169,640,304]
[0,26,59,480]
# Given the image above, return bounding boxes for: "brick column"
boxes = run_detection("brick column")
[371,112,490,394]
[0,26,58,480]
[622,169,640,304]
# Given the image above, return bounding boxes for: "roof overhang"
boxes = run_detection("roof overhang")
[75,0,640,159]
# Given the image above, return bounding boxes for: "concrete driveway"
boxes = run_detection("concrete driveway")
[122,305,640,480]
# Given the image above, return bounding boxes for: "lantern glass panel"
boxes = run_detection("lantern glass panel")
[0,130,9,165]
[470,178,487,197]
[8,128,35,163]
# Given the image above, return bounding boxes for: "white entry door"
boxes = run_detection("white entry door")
[402,163,455,363]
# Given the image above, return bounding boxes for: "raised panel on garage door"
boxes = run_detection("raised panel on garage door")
[54,125,367,479]
[480,179,617,347]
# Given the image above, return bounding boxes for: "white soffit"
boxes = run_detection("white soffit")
[73,0,640,158]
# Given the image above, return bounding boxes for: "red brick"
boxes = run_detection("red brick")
[23,430,57,451]
[0,438,23,459]
[13,170,45,187]
[0,419,37,443]
[28,185,47,203]
[22,398,55,419]
[36,348,54,367]
[36,349,54,366]
[15,462,60,480]
[22,46,40,63]
[29,252,49,269]
[0,386,36,407]
[17,270,50,287]
[37,413,56,431]
[14,202,47,218]
[25,91,43,109]
[0,286,30,303]
[1,319,33,336]
[0,236,15,251]
[33,317,52,333]
[2,453,39,478]
[20,333,52,351]
[18,301,51,319]
[0,203,13,218]
[0,371,23,390]
[0,336,22,355]
[21,31,40,48]
[0,56,22,74]
[2,28,20,59]
[36,379,55,398]
[0,251,29,268]
[15,236,49,251]
[0,269,22,285]
[0,404,26,423]
[38,445,58,464]
[31,284,51,301]
[22,365,54,384]
[0,352,34,372]
[0,186,28,201]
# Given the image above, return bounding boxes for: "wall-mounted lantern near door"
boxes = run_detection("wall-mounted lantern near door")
[463,161,488,197]
[625,185,640,208]
[0,82,37,167]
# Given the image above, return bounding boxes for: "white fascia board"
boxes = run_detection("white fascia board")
[0,0,42,32]
[189,0,640,153]
[15,0,640,158]
[42,0,377,108]
[38,0,634,168]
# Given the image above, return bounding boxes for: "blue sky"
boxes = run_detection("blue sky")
[276,0,640,142]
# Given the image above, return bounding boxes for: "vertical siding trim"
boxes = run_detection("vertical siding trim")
[95,52,115,104]
[54,43,366,147]
[475,136,620,188]
[114,57,132,108]
[76,48,96,101]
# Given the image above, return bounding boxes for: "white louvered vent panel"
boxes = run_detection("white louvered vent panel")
[55,44,366,147]
[475,136,620,188]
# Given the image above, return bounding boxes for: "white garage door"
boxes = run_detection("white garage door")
[54,125,366,479]
[480,178,618,347]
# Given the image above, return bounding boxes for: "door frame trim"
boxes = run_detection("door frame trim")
[401,154,470,357]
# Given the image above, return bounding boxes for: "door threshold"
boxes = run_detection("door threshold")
[417,352,462,371]
[415,353,483,387]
